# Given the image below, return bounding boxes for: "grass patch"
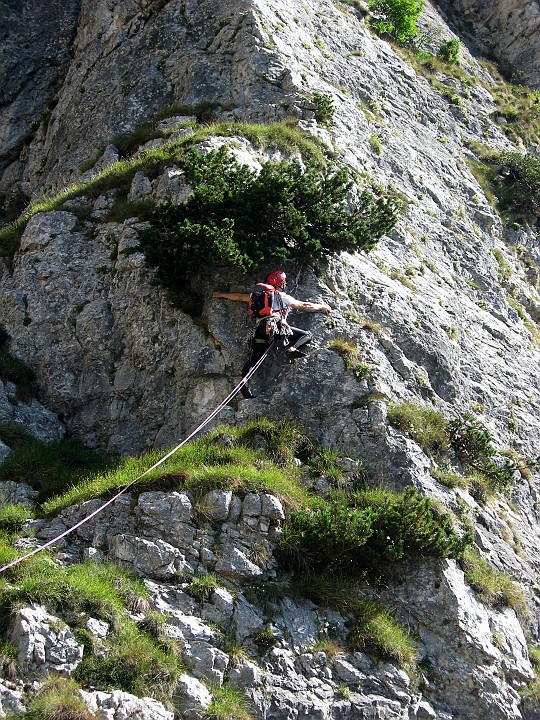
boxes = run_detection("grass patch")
[40,420,350,516]
[21,676,98,720]
[0,636,18,681]
[388,404,517,497]
[75,620,182,700]
[460,548,526,611]
[347,598,418,671]
[0,503,34,535]
[294,574,418,673]
[0,549,184,702]
[188,572,222,603]
[206,685,254,720]
[0,427,111,504]
[327,337,372,380]
[387,402,449,455]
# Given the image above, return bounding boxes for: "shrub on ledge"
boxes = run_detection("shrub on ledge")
[138,146,401,295]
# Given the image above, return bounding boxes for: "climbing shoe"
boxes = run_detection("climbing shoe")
[241,385,256,399]
[286,348,308,360]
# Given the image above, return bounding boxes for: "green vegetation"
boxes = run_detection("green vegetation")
[0,422,110,504]
[0,503,34,536]
[188,572,222,603]
[312,92,336,126]
[368,0,424,44]
[0,636,18,681]
[0,120,329,261]
[437,38,460,66]
[139,146,401,307]
[206,685,254,720]
[278,486,469,577]
[388,403,517,497]
[16,676,98,720]
[387,401,449,455]
[448,414,516,493]
[293,574,419,673]
[369,132,383,155]
[486,150,540,221]
[465,147,540,225]
[327,337,371,380]
[0,551,184,702]
[347,598,418,669]
[35,419,340,515]
[460,548,526,611]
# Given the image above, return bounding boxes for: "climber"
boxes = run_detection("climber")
[212,270,332,398]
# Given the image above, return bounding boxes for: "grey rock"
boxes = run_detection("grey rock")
[232,595,266,642]
[82,689,173,720]
[108,534,194,579]
[0,682,26,718]
[186,641,229,685]
[0,443,9,469]
[242,493,262,518]
[86,617,109,639]
[261,494,285,521]
[0,481,38,506]
[228,658,263,688]
[204,490,233,522]
[10,605,83,677]
[175,673,212,719]
[13,398,65,443]
[215,546,263,579]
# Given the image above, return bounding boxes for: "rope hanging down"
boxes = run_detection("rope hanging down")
[0,344,274,575]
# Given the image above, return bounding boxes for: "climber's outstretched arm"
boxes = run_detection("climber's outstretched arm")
[212,292,251,303]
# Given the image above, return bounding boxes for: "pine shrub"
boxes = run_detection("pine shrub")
[138,147,401,296]
[278,486,470,576]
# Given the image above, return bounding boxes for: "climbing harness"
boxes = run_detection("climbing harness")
[0,343,275,575]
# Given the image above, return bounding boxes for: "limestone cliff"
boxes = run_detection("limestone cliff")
[437,0,540,87]
[1,1,540,719]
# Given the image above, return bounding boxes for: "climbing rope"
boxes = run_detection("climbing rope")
[0,344,274,575]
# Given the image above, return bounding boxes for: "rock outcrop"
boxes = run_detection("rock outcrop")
[437,0,540,87]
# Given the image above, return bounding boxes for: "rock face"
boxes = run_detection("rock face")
[438,0,540,87]
[0,0,80,219]
[1,1,540,720]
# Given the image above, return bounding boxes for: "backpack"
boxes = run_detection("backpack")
[248,283,279,318]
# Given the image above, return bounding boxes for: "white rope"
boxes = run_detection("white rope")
[0,345,274,575]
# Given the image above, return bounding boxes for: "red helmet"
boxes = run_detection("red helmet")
[266,270,286,289]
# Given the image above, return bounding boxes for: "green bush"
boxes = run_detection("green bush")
[488,150,540,219]
[278,486,469,576]
[138,147,400,298]
[369,0,424,44]
[437,38,460,65]
[312,92,335,126]
[448,415,516,493]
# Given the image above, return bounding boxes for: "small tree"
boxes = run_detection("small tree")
[437,38,460,65]
[138,147,402,299]
[489,150,540,219]
[369,0,424,44]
